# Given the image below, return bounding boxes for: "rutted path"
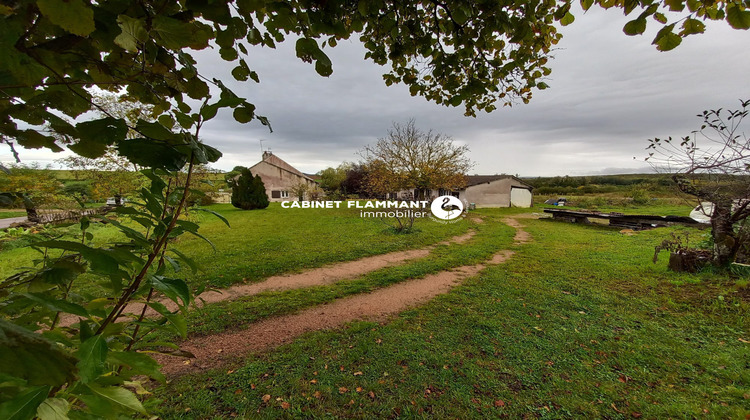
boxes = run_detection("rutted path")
[58,230,476,327]
[191,230,476,308]
[158,217,531,376]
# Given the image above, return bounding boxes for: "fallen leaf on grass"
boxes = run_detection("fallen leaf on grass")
[354,371,363,376]
[313,391,322,399]
[368,391,375,399]
[494,400,505,407]
[339,387,348,393]
[310,379,318,384]
[261,394,271,403]
[280,402,290,410]
[739,338,750,344]
[356,387,363,393]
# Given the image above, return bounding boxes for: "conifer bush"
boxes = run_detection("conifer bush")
[231,169,269,210]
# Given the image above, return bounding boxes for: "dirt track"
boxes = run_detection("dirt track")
[156,217,531,376]
[157,249,516,376]
[57,229,476,327]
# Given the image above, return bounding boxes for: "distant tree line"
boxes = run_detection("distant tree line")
[528,174,678,196]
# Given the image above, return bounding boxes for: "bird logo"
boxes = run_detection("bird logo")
[430,195,464,221]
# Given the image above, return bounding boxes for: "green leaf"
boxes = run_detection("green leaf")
[314,53,333,77]
[191,207,231,227]
[623,0,639,15]
[580,0,594,11]
[664,0,685,12]
[560,12,575,26]
[34,241,122,277]
[185,77,210,100]
[30,258,86,288]
[117,138,188,171]
[653,12,668,24]
[726,2,750,30]
[623,18,647,35]
[0,320,78,387]
[135,120,175,141]
[148,276,191,308]
[84,384,147,415]
[233,105,255,123]
[24,293,88,317]
[107,351,165,383]
[76,335,108,383]
[0,385,50,420]
[200,104,219,120]
[15,130,63,152]
[36,398,69,420]
[680,18,706,35]
[114,15,148,52]
[169,249,199,274]
[147,302,188,338]
[152,16,194,49]
[36,0,95,36]
[71,117,128,159]
[653,25,682,51]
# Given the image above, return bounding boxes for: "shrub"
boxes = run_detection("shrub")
[630,187,651,205]
[231,169,269,210]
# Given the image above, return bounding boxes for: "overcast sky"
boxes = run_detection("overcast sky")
[4,5,749,177]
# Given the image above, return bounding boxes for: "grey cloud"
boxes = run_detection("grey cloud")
[7,6,750,177]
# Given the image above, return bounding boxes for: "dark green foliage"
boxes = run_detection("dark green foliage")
[231,170,269,210]
[63,181,91,199]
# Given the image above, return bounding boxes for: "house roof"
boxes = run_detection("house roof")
[465,175,533,189]
[250,152,314,182]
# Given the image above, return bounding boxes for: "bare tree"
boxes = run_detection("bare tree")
[289,180,310,202]
[647,99,750,266]
[361,120,472,200]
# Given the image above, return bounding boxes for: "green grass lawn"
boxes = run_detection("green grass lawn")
[0,210,26,219]
[153,210,749,419]
[0,203,471,297]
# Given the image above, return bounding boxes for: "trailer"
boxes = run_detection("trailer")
[543,208,703,230]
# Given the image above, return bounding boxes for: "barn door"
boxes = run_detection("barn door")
[510,187,532,207]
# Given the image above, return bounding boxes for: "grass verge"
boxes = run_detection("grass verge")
[154,212,749,419]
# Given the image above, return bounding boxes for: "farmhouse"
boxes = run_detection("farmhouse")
[248,151,317,201]
[392,175,534,208]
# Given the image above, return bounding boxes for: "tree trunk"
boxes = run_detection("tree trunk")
[19,194,41,223]
[711,200,738,266]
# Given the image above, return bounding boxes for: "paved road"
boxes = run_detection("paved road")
[0,216,28,229]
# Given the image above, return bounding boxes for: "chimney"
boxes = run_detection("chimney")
[262,150,272,160]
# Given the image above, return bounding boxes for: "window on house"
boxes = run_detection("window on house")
[271,191,281,199]
[280,191,289,198]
